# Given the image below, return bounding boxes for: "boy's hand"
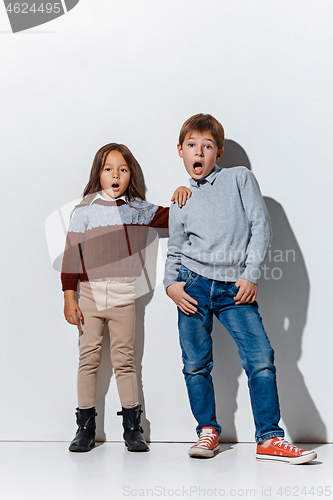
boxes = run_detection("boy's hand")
[64,290,83,326]
[233,278,258,305]
[166,281,198,315]
[171,186,191,207]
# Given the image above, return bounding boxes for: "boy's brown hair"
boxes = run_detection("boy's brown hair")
[178,113,225,150]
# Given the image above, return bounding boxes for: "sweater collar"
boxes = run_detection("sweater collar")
[90,192,127,205]
[189,164,221,188]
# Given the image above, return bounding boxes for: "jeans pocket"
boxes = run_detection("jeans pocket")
[178,264,190,283]
[178,265,198,291]
[231,283,239,295]
[184,271,198,291]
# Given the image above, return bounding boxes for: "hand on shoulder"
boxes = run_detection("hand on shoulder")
[171,186,192,207]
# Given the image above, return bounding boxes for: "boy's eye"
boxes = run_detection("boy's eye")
[205,144,212,149]
[188,143,195,147]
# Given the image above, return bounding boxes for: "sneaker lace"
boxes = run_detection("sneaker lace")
[195,432,216,448]
[273,439,300,453]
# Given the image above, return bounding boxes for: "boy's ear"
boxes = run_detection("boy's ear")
[216,147,224,162]
[177,143,183,158]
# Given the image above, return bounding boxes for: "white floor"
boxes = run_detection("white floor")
[0,442,330,500]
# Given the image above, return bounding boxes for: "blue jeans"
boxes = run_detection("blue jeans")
[177,265,284,443]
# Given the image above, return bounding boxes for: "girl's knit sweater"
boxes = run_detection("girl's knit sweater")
[61,195,168,291]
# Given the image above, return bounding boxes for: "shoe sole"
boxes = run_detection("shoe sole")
[125,442,150,452]
[69,440,95,452]
[188,445,220,458]
[256,451,317,465]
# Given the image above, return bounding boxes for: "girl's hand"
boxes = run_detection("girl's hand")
[171,186,191,207]
[64,291,83,326]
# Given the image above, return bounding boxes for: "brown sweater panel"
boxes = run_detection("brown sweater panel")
[61,205,169,291]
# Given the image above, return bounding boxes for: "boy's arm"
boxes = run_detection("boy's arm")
[163,203,187,288]
[232,170,270,305]
[164,203,198,314]
[238,169,272,284]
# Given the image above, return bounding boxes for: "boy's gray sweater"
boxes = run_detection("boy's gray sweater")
[164,165,271,288]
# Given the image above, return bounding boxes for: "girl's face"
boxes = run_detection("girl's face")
[99,150,131,199]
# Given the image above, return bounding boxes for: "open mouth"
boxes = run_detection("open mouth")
[193,162,203,175]
[112,183,120,189]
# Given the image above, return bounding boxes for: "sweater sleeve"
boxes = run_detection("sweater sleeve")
[149,206,169,228]
[163,203,188,289]
[238,169,272,284]
[61,207,88,291]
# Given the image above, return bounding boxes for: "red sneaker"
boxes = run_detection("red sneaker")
[256,437,317,464]
[188,427,219,458]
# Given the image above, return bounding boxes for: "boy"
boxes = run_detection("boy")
[164,113,317,464]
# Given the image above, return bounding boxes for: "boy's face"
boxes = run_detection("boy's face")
[177,131,224,180]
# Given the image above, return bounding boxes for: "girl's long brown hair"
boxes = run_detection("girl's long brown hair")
[82,143,145,202]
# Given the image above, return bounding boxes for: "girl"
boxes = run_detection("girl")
[61,143,190,453]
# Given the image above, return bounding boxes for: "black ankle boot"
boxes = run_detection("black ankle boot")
[69,407,97,452]
[117,405,149,452]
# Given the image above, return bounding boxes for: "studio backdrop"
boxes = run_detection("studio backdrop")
[0,0,332,443]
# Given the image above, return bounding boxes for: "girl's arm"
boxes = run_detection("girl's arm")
[171,186,191,207]
[149,186,191,229]
[61,206,88,326]
[61,206,88,292]
[64,290,83,326]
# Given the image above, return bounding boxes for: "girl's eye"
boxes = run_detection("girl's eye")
[104,167,111,172]
[121,168,128,172]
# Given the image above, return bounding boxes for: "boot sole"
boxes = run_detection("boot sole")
[125,442,149,452]
[69,440,95,452]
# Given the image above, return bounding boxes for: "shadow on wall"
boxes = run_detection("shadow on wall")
[213,139,327,443]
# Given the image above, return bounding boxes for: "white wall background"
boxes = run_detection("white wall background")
[0,0,332,443]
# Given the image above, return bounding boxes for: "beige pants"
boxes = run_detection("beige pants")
[77,278,138,409]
